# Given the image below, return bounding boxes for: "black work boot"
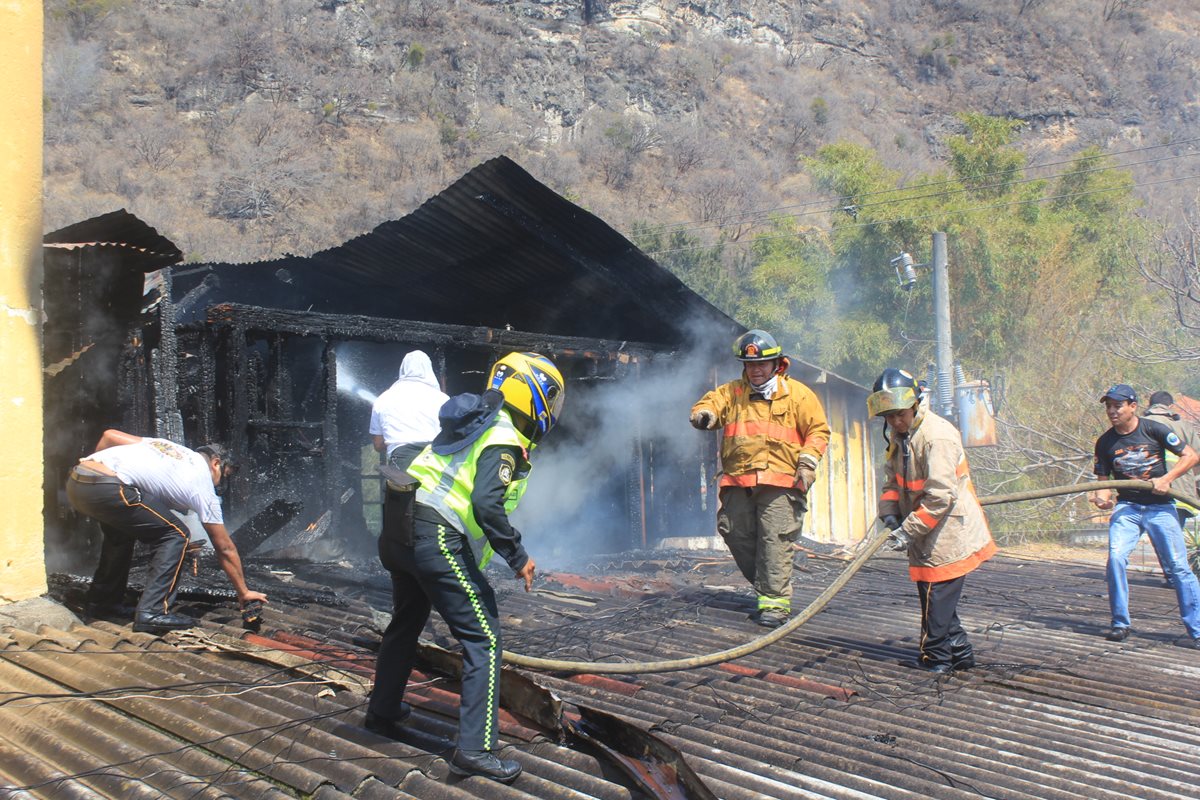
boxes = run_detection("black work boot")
[84,600,138,620]
[132,612,196,634]
[948,633,975,671]
[755,608,789,629]
[449,748,522,783]
[364,703,412,739]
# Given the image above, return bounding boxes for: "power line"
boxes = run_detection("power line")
[652,135,1200,235]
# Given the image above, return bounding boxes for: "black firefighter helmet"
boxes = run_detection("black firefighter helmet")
[733,330,783,362]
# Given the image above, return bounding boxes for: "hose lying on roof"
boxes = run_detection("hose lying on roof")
[502,480,1187,674]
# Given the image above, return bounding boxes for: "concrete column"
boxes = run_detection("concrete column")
[932,231,954,420]
[0,2,45,602]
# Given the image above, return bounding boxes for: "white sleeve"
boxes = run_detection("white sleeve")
[192,480,224,525]
[368,404,384,436]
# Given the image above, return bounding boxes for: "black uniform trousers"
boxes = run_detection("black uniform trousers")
[370,504,504,752]
[66,470,191,617]
[916,574,973,668]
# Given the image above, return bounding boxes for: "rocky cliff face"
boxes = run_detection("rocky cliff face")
[42,0,1200,261]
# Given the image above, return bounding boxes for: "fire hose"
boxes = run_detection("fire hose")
[502,480,1191,674]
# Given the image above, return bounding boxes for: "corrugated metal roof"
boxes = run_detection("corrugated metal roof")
[171,156,739,348]
[44,209,183,271]
[11,548,1199,799]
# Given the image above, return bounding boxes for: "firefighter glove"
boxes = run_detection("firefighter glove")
[881,515,901,531]
[795,465,816,492]
[885,528,911,552]
[795,454,819,491]
[690,409,718,430]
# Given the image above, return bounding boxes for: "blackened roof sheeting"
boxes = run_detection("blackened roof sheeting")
[173,156,740,347]
[44,209,182,271]
[13,549,1200,799]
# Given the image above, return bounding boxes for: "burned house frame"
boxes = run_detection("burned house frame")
[43,157,876,568]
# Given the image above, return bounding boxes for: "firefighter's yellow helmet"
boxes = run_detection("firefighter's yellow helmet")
[487,352,565,443]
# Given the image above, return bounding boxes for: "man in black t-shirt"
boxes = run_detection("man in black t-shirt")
[1089,384,1200,647]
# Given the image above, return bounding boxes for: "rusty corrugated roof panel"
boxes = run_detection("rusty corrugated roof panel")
[15,549,1200,798]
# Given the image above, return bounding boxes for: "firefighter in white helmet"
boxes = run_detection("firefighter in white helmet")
[690,330,831,628]
[366,352,564,784]
[869,367,996,674]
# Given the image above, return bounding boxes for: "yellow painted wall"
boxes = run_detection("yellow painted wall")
[805,383,878,545]
[0,2,45,602]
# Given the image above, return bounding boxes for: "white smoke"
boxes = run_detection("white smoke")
[513,342,740,569]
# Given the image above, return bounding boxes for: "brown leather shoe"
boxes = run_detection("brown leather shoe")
[1105,626,1130,642]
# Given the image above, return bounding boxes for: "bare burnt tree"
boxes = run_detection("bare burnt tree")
[128,111,185,173]
[1103,0,1148,22]
[1122,200,1200,363]
[970,397,1102,541]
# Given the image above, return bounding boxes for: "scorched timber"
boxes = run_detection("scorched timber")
[203,303,665,361]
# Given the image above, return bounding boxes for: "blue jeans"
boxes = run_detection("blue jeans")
[1107,502,1200,638]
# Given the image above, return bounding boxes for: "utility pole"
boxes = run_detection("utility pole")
[931,231,954,419]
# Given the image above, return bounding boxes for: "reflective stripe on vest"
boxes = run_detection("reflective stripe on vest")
[408,409,531,568]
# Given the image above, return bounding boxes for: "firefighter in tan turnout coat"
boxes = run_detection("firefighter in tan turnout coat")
[869,368,997,673]
[691,330,831,628]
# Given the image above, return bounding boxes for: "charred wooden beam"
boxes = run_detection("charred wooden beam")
[197,329,216,443]
[227,325,250,508]
[322,339,340,533]
[153,269,182,442]
[204,303,667,361]
[229,498,303,554]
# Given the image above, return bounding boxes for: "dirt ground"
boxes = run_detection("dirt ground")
[1000,542,1108,563]
[999,539,1175,574]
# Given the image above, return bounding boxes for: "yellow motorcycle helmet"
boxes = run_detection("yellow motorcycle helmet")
[487,352,565,443]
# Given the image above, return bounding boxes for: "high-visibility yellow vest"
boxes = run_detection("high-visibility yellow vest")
[407,409,531,567]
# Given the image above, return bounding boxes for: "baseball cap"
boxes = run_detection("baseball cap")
[1100,384,1137,403]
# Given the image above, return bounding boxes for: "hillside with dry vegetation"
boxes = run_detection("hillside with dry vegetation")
[44,0,1199,261]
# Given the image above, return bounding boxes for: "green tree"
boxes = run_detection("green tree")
[945,113,1025,198]
[631,224,743,319]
